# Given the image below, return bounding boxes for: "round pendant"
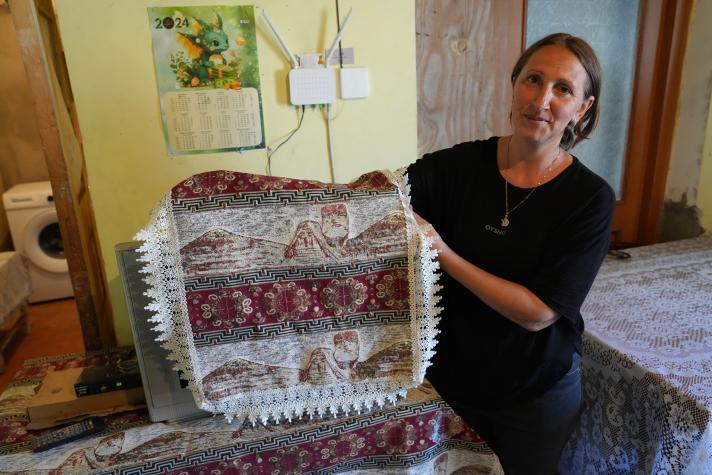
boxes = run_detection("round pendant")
[501,217,509,227]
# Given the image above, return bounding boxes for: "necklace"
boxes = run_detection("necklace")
[501,138,561,228]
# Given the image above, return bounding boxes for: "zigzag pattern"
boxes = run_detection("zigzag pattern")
[193,310,410,346]
[111,439,482,475]
[173,188,397,213]
[318,439,485,474]
[109,399,457,475]
[184,256,408,291]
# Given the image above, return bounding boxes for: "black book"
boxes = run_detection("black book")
[74,358,142,397]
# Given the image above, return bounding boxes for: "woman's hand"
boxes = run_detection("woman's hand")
[411,209,445,252]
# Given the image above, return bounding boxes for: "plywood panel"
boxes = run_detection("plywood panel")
[416,0,525,155]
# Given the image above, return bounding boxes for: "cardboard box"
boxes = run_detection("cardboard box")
[27,367,145,429]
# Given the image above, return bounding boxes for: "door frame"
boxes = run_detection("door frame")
[523,0,691,247]
[627,0,692,245]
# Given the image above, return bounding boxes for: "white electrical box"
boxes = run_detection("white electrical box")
[340,67,369,99]
[263,8,354,106]
[288,68,337,105]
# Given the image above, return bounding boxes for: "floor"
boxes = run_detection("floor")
[0,298,84,392]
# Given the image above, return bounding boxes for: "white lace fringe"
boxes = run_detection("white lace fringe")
[388,168,443,383]
[135,171,442,425]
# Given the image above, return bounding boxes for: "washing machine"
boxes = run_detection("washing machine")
[3,181,74,303]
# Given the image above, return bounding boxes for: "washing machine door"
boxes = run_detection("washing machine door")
[23,208,69,273]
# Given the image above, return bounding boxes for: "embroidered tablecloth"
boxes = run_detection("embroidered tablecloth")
[0,252,31,325]
[0,351,503,474]
[136,170,441,424]
[560,235,712,475]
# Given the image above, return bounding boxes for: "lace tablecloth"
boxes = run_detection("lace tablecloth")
[0,350,503,474]
[0,252,31,325]
[560,235,712,475]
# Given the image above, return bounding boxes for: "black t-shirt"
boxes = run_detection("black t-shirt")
[407,136,615,408]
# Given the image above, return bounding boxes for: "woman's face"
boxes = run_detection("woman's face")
[511,45,594,146]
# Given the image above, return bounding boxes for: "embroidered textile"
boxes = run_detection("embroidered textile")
[0,352,501,475]
[135,170,441,423]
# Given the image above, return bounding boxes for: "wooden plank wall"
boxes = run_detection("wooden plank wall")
[416,0,525,155]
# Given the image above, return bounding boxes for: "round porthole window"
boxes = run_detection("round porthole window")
[38,222,65,259]
[23,209,69,273]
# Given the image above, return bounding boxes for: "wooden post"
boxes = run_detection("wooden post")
[10,0,115,350]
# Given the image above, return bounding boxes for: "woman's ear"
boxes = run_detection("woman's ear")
[576,96,595,123]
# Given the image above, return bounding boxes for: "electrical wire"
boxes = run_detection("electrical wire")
[325,104,336,183]
[266,106,305,176]
[335,0,343,68]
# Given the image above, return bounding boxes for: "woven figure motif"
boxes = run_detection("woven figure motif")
[136,170,441,424]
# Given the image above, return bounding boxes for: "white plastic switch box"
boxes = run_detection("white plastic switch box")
[340,68,369,99]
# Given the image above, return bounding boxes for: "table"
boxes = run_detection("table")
[0,349,502,474]
[560,235,712,475]
[5,236,710,473]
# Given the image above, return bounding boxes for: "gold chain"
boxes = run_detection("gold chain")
[501,137,561,228]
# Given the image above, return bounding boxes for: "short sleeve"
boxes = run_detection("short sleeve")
[406,146,464,230]
[528,183,616,326]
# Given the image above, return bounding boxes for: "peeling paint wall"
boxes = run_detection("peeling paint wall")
[0,7,50,250]
[659,193,706,242]
[661,0,712,240]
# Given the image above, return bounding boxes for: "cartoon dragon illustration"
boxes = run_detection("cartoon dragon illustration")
[174,12,237,87]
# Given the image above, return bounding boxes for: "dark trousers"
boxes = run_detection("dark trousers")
[448,352,582,475]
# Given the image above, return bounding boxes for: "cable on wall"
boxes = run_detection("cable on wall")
[325,104,336,183]
[324,0,346,183]
[335,0,343,68]
[265,105,305,176]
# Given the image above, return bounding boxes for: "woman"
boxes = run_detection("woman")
[408,33,615,474]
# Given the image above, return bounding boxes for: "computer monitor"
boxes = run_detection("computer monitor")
[115,242,208,422]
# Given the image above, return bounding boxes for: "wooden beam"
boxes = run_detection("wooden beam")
[10,0,115,350]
